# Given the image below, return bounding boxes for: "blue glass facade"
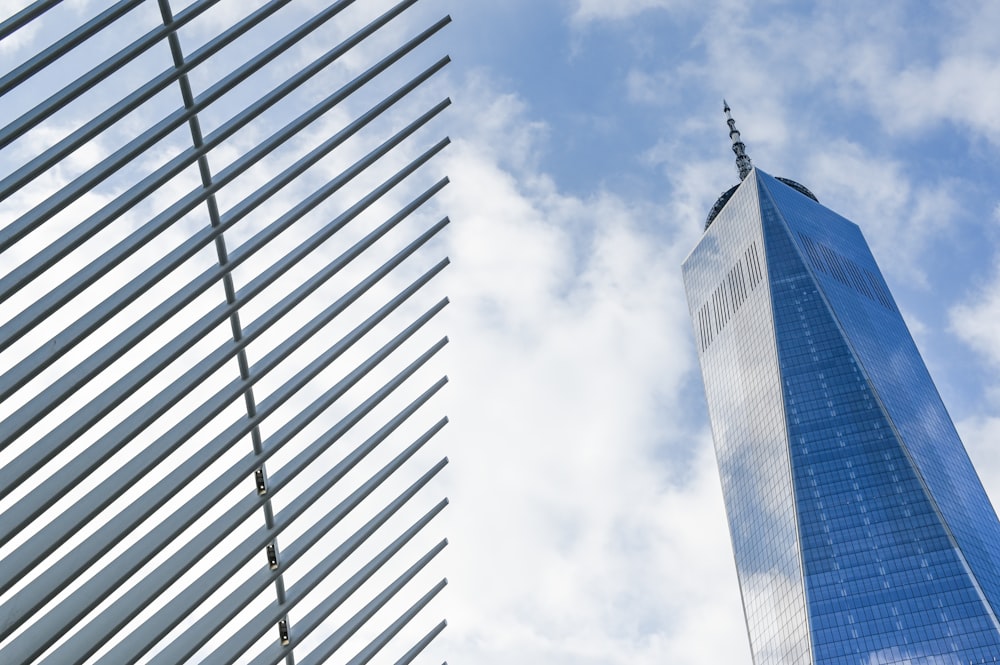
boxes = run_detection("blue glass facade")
[683,169,1000,664]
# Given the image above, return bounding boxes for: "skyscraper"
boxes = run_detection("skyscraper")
[682,104,1000,664]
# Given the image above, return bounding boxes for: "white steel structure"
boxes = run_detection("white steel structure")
[0,0,452,662]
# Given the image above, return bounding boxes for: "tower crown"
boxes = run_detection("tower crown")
[723,99,753,181]
[705,101,818,230]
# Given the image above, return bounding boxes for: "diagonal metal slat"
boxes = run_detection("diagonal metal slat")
[0,135,449,453]
[0,9,450,297]
[0,52,450,345]
[0,1,452,662]
[0,0,299,202]
[0,297,449,613]
[137,465,449,665]
[0,150,447,536]
[295,544,448,665]
[0,0,226,149]
[0,174,450,539]
[343,581,448,665]
[34,392,449,665]
[207,521,448,665]
[393,620,449,665]
[0,0,144,101]
[0,0,64,42]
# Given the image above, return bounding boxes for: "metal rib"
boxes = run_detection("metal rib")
[211,522,448,665]
[0,222,449,546]
[0,136,448,458]
[154,0,288,646]
[393,621,449,665]
[0,0,63,41]
[0,0,144,100]
[1,231,447,539]
[0,99,449,385]
[343,583,448,665]
[0,302,448,620]
[0,0,300,202]
[0,92,449,414]
[2,334,447,656]
[0,3,452,662]
[295,544,449,665]
[141,464,449,665]
[0,0,428,251]
[0,12,450,292]
[252,561,447,665]
[37,400,446,662]
[98,424,447,665]
[0,0,224,149]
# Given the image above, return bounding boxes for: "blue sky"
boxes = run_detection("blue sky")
[426,1,1000,661]
[2,0,1000,663]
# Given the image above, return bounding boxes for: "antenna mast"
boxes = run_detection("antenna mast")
[723,100,753,180]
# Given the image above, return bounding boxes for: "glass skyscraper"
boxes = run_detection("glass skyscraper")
[682,108,1000,664]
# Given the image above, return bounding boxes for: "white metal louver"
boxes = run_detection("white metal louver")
[0,0,452,662]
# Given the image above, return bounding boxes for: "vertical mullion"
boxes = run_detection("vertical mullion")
[155,0,294,661]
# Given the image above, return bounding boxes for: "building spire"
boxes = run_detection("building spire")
[723,99,753,180]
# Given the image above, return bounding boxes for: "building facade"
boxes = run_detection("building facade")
[682,112,1000,664]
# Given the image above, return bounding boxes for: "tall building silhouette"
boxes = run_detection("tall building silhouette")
[682,104,1000,664]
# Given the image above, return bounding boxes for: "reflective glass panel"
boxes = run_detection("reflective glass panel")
[758,172,1000,664]
[683,173,811,664]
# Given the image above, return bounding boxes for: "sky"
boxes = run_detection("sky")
[430,1,1000,662]
[2,0,1000,663]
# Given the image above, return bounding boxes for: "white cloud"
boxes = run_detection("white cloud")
[625,68,675,106]
[950,261,1000,368]
[956,415,1000,513]
[420,72,750,663]
[826,1,1000,145]
[570,0,1000,147]
[571,0,687,24]
[584,0,997,285]
[861,56,1000,142]
[0,17,39,55]
[805,140,959,285]
[6,0,1000,662]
